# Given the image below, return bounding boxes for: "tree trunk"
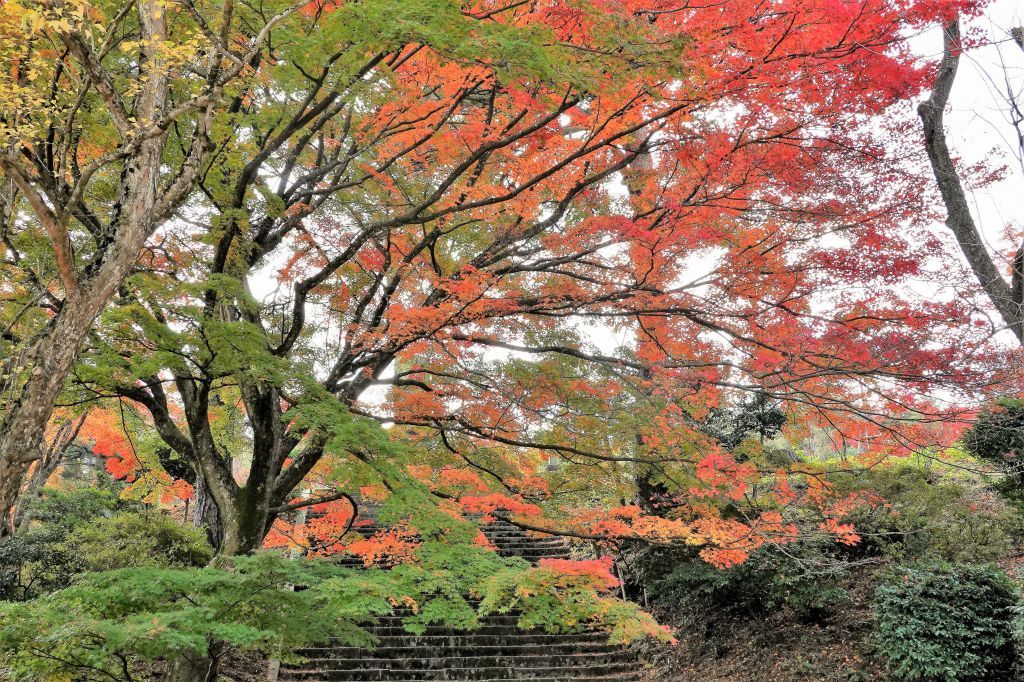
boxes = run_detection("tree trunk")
[0,200,165,533]
[0,0,172,533]
[0,294,113,534]
[191,475,224,552]
[919,18,1024,344]
[218,490,271,556]
[164,652,219,682]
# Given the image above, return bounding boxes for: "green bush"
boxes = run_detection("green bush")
[0,553,388,681]
[829,464,1022,563]
[637,539,849,621]
[873,562,1017,681]
[0,486,211,600]
[73,511,213,570]
[964,397,1024,477]
[0,541,665,681]
[21,485,121,525]
[0,523,86,600]
[0,487,120,600]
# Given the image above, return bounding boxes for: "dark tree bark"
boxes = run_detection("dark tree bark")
[918,19,1024,344]
[163,650,219,682]
[190,477,224,551]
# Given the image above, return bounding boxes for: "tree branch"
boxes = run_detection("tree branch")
[0,156,77,294]
[270,489,357,516]
[918,19,1024,343]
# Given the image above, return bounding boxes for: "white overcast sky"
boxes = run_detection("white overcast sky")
[922,0,1023,273]
[256,2,1024,409]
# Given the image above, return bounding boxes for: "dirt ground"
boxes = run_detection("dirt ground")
[636,571,886,682]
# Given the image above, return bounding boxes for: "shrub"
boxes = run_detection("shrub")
[0,553,387,681]
[964,397,1024,493]
[480,555,672,644]
[0,486,120,600]
[964,398,1024,463]
[73,511,213,570]
[0,543,670,681]
[873,562,1017,681]
[637,539,849,621]
[829,463,1022,563]
[0,523,86,600]
[20,484,121,526]
[0,487,211,600]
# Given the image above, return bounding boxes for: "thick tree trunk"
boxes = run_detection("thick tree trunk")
[218,489,271,556]
[191,476,225,552]
[0,294,113,534]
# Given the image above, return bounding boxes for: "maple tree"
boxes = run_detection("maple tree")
[53,0,1010,571]
[0,0,331,533]
[2,1,1024,680]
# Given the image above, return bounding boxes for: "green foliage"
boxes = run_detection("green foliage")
[0,539,669,681]
[828,462,1022,563]
[702,392,787,452]
[0,554,384,681]
[478,559,672,645]
[873,562,1017,681]
[637,540,849,622]
[964,397,1024,491]
[0,486,119,599]
[0,486,211,601]
[21,484,121,524]
[0,521,85,600]
[73,511,213,571]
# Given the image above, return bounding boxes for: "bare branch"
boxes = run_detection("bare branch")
[918,19,1024,343]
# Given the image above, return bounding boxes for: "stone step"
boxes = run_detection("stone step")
[284,671,634,675]
[296,643,620,660]
[304,634,611,648]
[335,535,567,548]
[350,626,596,639]
[284,512,636,682]
[279,661,640,680]
[360,621,528,631]
[342,530,565,546]
[495,548,570,556]
[489,543,564,549]
[370,614,522,625]
[356,627,547,637]
[284,652,631,672]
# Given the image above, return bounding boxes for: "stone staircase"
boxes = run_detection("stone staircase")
[330,518,575,568]
[279,516,642,681]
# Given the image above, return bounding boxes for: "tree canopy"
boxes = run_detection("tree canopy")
[3,0,1024,679]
